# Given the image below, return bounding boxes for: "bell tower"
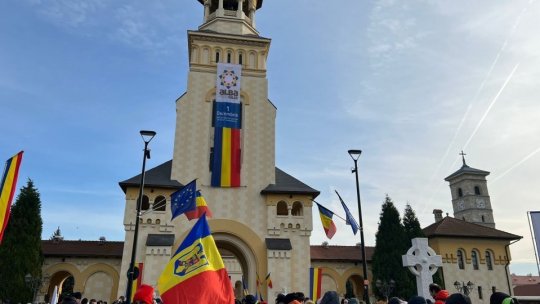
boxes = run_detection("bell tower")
[199,0,262,35]
[444,152,496,228]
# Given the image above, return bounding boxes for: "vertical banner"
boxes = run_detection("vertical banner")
[530,211,540,274]
[0,151,24,244]
[212,63,242,187]
[309,267,322,301]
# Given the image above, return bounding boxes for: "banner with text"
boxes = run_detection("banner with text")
[212,63,242,187]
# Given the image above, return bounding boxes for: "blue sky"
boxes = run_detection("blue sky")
[2,1,540,275]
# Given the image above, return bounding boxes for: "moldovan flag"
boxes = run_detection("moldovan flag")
[0,151,23,244]
[184,191,213,220]
[157,214,234,304]
[309,267,322,300]
[316,202,337,239]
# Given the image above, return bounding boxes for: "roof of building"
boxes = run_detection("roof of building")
[119,160,319,197]
[423,216,521,240]
[261,167,320,198]
[513,274,540,286]
[444,161,490,181]
[310,245,374,262]
[514,284,540,296]
[196,0,263,9]
[42,240,124,258]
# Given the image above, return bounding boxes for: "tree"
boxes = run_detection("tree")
[0,179,44,303]
[370,195,410,300]
[401,204,426,299]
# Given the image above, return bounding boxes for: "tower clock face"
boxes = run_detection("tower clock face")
[457,200,465,210]
[476,198,486,208]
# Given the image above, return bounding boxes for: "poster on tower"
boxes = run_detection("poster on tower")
[211,63,242,188]
[215,63,242,129]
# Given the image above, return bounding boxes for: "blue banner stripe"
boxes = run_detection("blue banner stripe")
[211,128,223,186]
[0,158,13,194]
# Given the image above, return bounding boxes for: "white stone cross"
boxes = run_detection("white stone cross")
[402,238,443,300]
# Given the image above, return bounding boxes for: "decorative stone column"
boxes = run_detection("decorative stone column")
[237,0,244,19]
[217,0,224,17]
[204,0,210,22]
[248,0,256,27]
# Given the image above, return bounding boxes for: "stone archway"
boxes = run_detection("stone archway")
[43,263,82,302]
[345,274,363,300]
[80,263,120,303]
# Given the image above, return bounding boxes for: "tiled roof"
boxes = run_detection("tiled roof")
[261,168,320,198]
[42,240,124,258]
[310,245,374,262]
[445,163,490,181]
[119,160,182,193]
[514,284,540,296]
[423,216,521,240]
[119,160,319,198]
[512,275,540,286]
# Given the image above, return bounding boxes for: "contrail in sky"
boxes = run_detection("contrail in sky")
[492,146,540,183]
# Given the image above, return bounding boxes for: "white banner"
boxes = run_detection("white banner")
[531,211,540,263]
[216,63,242,104]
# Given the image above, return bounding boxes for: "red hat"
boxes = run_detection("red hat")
[133,285,154,304]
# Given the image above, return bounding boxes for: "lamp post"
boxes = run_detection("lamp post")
[375,279,395,300]
[348,149,370,304]
[125,130,156,304]
[25,273,42,304]
[454,281,474,296]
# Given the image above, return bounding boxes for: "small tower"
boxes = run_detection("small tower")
[198,0,263,35]
[444,152,496,228]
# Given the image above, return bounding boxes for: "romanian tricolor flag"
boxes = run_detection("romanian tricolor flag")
[211,127,241,187]
[157,214,234,304]
[265,272,272,289]
[0,151,23,244]
[184,191,213,220]
[130,263,144,301]
[309,267,322,301]
[316,203,337,239]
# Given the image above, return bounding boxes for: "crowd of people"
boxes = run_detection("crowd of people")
[58,283,520,304]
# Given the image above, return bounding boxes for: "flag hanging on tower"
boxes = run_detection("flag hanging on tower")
[336,190,359,235]
[316,202,337,239]
[0,151,23,244]
[157,214,235,303]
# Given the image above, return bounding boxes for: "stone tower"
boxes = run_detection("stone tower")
[118,0,319,299]
[444,155,495,228]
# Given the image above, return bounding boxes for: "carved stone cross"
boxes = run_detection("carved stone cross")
[402,238,443,299]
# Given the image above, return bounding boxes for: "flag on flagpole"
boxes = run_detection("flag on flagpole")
[157,214,235,303]
[335,190,359,235]
[309,267,322,301]
[265,272,273,289]
[316,202,337,239]
[130,263,144,301]
[170,179,197,220]
[0,151,23,244]
[184,191,213,220]
[242,275,249,296]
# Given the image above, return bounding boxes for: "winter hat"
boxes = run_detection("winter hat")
[408,296,427,304]
[244,294,257,304]
[319,291,340,304]
[490,292,519,304]
[276,294,287,304]
[133,284,154,304]
[445,293,472,304]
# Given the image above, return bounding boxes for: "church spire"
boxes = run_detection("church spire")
[460,150,467,167]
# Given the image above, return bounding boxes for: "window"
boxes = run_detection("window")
[227,52,232,63]
[277,201,288,216]
[482,215,485,222]
[215,51,220,63]
[474,186,481,195]
[239,54,243,65]
[291,202,303,216]
[472,250,479,270]
[223,0,237,10]
[139,195,150,211]
[458,188,463,197]
[486,251,493,270]
[154,196,166,211]
[457,250,465,269]
[478,286,483,299]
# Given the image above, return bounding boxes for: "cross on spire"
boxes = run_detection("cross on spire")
[460,150,467,166]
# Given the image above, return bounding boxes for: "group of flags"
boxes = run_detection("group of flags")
[316,190,360,239]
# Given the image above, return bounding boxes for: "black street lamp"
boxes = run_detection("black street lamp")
[125,130,156,304]
[375,279,396,300]
[454,281,474,296]
[348,149,370,304]
[25,273,42,304]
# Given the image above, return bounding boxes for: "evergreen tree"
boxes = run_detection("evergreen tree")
[401,204,426,299]
[402,204,424,241]
[0,179,44,303]
[370,195,409,300]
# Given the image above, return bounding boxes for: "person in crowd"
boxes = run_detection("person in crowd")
[71,292,82,304]
[445,293,471,304]
[275,294,286,304]
[408,296,427,304]
[429,284,449,304]
[243,294,257,304]
[341,298,349,304]
[133,284,155,304]
[81,298,88,304]
[319,291,340,304]
[61,294,78,304]
[89,299,97,304]
[490,292,519,304]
